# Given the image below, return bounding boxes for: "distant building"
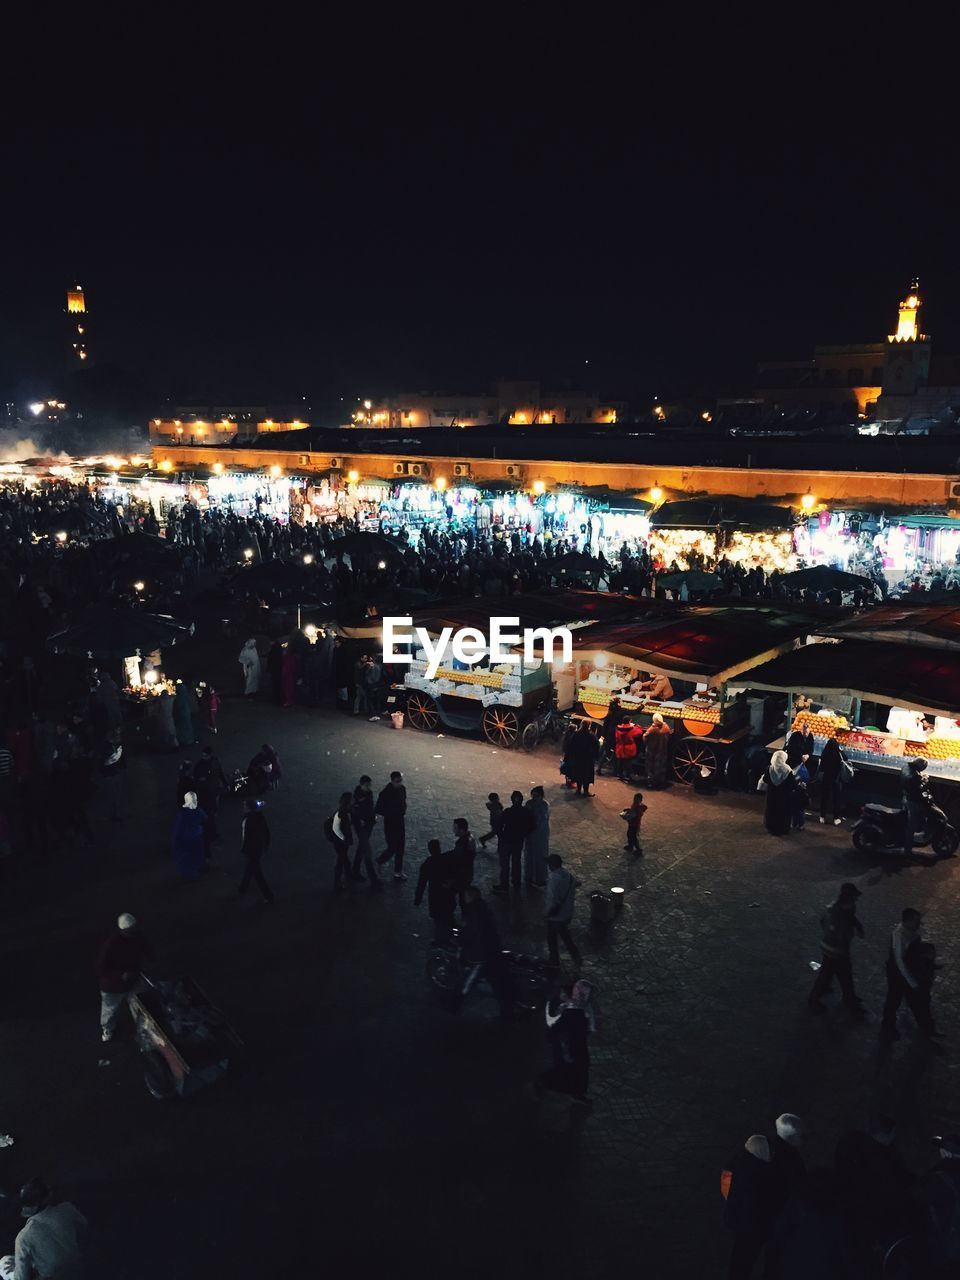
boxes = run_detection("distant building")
[148,406,310,442]
[66,285,89,365]
[753,280,960,424]
[350,379,621,428]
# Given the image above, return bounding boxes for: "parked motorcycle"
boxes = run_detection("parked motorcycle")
[851,793,959,859]
[426,936,553,1014]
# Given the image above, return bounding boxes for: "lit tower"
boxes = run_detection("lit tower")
[889,277,925,343]
[66,284,89,363]
[882,277,931,398]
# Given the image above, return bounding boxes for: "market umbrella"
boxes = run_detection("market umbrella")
[232,560,324,594]
[780,566,877,594]
[657,570,723,593]
[326,531,410,562]
[83,532,178,570]
[548,552,603,576]
[47,610,195,658]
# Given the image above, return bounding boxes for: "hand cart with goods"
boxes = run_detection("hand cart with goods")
[131,976,243,1100]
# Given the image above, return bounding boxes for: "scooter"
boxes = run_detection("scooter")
[851,792,959,859]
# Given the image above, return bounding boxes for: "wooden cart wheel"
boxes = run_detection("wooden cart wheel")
[520,721,541,751]
[406,690,440,732]
[672,737,720,785]
[482,706,521,747]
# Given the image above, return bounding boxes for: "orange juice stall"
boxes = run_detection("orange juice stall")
[745,639,960,783]
[568,608,813,785]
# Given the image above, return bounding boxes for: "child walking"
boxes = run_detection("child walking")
[621,792,648,855]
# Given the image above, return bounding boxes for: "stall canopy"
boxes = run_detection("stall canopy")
[744,639,960,719]
[47,610,195,659]
[650,499,795,531]
[827,603,960,651]
[338,590,650,642]
[566,606,812,685]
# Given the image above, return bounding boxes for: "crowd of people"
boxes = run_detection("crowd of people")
[723,1110,960,1277]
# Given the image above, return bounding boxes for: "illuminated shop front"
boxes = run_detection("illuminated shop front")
[205,473,301,520]
[796,511,960,585]
[647,501,799,573]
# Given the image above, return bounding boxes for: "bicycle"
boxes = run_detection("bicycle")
[520,700,570,751]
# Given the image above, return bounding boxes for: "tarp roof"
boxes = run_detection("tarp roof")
[744,639,960,719]
[826,603,960,651]
[567,606,811,684]
[650,498,795,532]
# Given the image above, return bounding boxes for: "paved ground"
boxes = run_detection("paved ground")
[4,700,960,1278]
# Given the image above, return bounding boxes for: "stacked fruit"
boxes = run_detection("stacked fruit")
[678,706,720,723]
[790,711,849,739]
[907,737,960,761]
[580,687,613,706]
[436,669,504,689]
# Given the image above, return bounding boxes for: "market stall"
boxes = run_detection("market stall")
[746,638,960,782]
[797,509,960,589]
[566,607,814,783]
[648,499,798,574]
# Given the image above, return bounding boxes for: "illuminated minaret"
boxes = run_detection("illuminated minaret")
[66,284,89,363]
[889,277,925,343]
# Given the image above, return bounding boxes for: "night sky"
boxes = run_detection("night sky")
[4,63,955,414]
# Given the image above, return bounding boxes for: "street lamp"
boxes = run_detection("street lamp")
[801,491,816,511]
[347,469,359,484]
[532,479,546,496]
[649,485,663,503]
[435,476,447,492]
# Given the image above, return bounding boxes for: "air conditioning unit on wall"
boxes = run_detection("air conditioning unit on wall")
[393,462,408,475]
[505,464,524,479]
[408,461,429,477]
[454,462,471,477]
[329,457,343,469]
[951,481,960,499]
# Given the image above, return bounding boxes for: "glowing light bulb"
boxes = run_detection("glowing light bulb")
[243,549,254,561]
[133,581,145,592]
[650,486,663,503]
[532,479,546,495]
[270,464,282,477]
[212,462,224,474]
[801,492,816,511]
[347,469,359,484]
[303,553,314,565]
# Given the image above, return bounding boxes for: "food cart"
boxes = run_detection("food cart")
[344,592,642,748]
[567,608,814,784]
[745,638,960,784]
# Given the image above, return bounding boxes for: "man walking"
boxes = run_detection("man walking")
[524,786,550,889]
[544,854,582,968]
[328,791,355,892]
[881,907,935,1039]
[807,882,865,1014]
[450,817,477,904]
[97,912,153,1042]
[238,798,274,904]
[492,790,533,894]
[375,771,407,881]
[414,838,457,943]
[352,775,381,887]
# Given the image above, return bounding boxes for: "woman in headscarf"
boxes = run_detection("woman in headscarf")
[643,712,673,789]
[171,791,208,880]
[238,639,261,698]
[535,979,594,1105]
[817,735,848,826]
[565,724,600,797]
[760,749,797,836]
[173,680,195,747]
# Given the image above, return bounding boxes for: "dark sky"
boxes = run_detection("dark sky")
[3,56,956,413]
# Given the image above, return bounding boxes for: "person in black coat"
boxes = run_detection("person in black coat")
[785,726,814,769]
[375,771,408,879]
[566,725,600,796]
[769,1114,805,1217]
[492,790,534,893]
[238,798,273,903]
[723,1135,776,1279]
[414,838,457,942]
[351,774,380,885]
[817,736,847,825]
[461,886,513,1018]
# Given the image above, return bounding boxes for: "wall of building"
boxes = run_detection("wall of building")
[152,443,959,511]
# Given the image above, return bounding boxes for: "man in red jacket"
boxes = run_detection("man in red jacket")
[97,913,154,1043]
